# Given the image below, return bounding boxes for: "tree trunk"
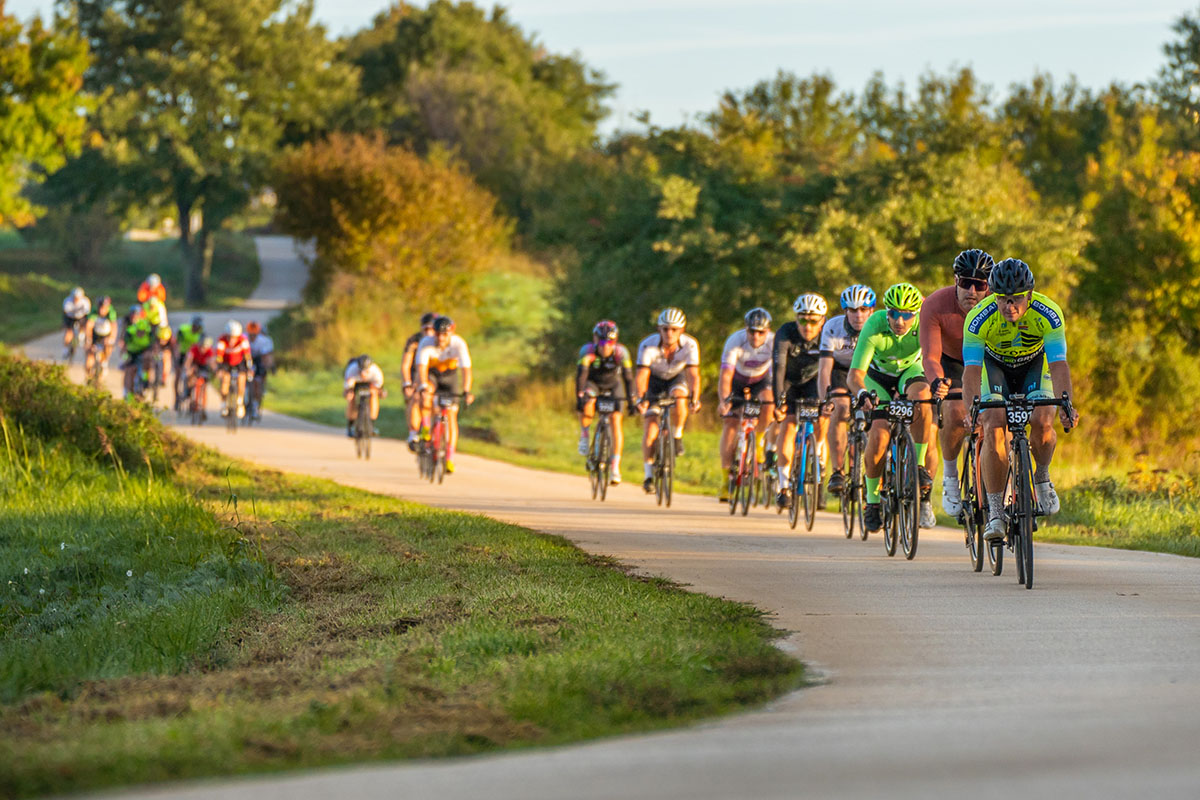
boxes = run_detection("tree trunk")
[179,201,207,305]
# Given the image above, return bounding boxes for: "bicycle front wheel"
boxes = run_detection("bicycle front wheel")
[597,423,612,501]
[882,456,898,557]
[898,429,919,560]
[1014,437,1036,588]
[803,433,819,531]
[740,433,755,516]
[963,437,985,572]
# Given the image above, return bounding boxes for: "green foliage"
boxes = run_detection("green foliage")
[342,0,614,222]
[73,0,358,301]
[272,133,512,364]
[0,10,91,226]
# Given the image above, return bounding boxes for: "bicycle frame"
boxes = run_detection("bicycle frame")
[727,394,763,517]
[587,395,619,500]
[787,402,822,530]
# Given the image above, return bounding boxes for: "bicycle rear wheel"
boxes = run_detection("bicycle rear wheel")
[787,450,802,529]
[898,429,919,560]
[962,437,985,572]
[803,433,819,531]
[597,422,612,501]
[663,429,674,507]
[588,430,600,499]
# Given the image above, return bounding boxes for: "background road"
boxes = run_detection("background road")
[24,237,1200,799]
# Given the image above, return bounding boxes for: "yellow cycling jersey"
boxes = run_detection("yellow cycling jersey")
[962,291,1068,367]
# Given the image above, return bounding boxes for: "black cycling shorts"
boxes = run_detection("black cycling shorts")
[723,374,773,417]
[940,354,964,390]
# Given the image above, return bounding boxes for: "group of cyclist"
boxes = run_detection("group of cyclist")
[573,251,1080,539]
[60,275,275,423]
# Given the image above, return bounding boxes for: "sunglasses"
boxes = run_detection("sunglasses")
[796,316,823,326]
[886,309,916,321]
[957,277,988,291]
[996,292,1030,305]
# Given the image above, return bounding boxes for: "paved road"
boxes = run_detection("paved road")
[26,238,1200,800]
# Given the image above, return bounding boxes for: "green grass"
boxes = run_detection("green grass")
[0,354,804,798]
[0,232,261,343]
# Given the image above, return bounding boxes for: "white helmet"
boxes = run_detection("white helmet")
[146,273,161,288]
[657,307,686,328]
[225,320,242,337]
[840,284,876,310]
[71,286,84,299]
[792,293,828,317]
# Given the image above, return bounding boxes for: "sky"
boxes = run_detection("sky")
[9,0,1197,132]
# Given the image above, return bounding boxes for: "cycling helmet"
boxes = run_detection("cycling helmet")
[593,320,619,340]
[146,273,161,288]
[840,285,875,310]
[433,315,454,334]
[357,354,372,370]
[988,258,1035,294]
[953,249,995,279]
[98,295,112,307]
[157,326,173,344]
[657,307,686,328]
[128,304,144,318]
[71,286,84,299]
[201,336,213,348]
[225,320,242,337]
[744,307,772,331]
[246,321,261,334]
[792,293,828,317]
[883,283,923,312]
[419,311,437,328]
[191,314,204,329]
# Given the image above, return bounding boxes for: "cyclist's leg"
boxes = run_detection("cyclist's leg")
[777,416,798,491]
[829,395,850,471]
[369,386,380,420]
[862,370,896,506]
[754,382,774,448]
[642,377,667,478]
[578,382,597,454]
[610,408,624,474]
[719,376,745,472]
[669,379,689,440]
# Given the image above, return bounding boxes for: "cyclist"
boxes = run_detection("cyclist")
[716,307,775,501]
[576,320,634,485]
[84,295,118,377]
[61,287,91,361]
[154,324,176,399]
[416,316,474,473]
[174,316,204,410]
[344,353,385,438]
[961,258,1079,542]
[120,305,153,400]
[772,295,826,507]
[246,321,274,420]
[137,272,166,304]
[848,282,937,532]
[921,249,994,517]
[403,312,438,450]
[633,307,702,494]
[215,320,253,419]
[184,335,217,420]
[816,284,875,495]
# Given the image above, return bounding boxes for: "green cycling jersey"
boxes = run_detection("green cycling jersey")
[849,309,923,376]
[962,291,1067,368]
[177,322,203,352]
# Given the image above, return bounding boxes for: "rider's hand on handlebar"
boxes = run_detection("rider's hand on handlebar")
[465,392,475,406]
[1061,404,1079,432]
[403,385,414,400]
[689,398,701,413]
[856,389,875,413]
[931,377,950,400]
[718,400,731,417]
[773,405,787,423]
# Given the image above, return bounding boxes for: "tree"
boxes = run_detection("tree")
[342,1,614,223]
[0,5,90,226]
[73,0,358,302]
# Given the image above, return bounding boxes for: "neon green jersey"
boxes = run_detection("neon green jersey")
[962,291,1067,367]
[849,309,922,377]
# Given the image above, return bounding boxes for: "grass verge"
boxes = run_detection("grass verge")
[0,355,804,798]
[0,232,261,343]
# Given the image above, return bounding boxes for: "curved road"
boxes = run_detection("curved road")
[25,237,1200,799]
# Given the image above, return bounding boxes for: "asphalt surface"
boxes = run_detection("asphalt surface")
[24,236,1200,800]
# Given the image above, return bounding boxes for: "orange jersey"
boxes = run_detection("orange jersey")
[137,282,166,304]
[215,334,251,366]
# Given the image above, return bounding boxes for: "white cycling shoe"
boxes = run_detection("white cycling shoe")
[1035,480,1060,514]
[942,481,962,517]
[919,500,936,529]
[578,433,589,456]
[610,468,621,486]
[983,517,1006,542]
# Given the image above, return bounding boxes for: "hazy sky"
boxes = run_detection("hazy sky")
[10,0,1197,131]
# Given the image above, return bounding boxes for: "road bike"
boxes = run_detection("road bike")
[727,392,764,516]
[872,394,932,560]
[586,394,619,500]
[648,395,686,508]
[189,369,209,426]
[785,400,823,530]
[834,390,869,540]
[418,392,464,482]
[84,340,107,390]
[968,393,1075,589]
[352,381,374,459]
[64,318,84,364]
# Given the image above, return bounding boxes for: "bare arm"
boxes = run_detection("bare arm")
[817,356,833,402]
[686,365,701,410]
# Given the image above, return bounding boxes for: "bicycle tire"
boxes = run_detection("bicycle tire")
[962,437,985,572]
[841,479,854,539]
[803,432,819,531]
[597,421,612,501]
[787,446,801,530]
[740,433,755,516]
[663,427,675,507]
[882,447,898,557]
[899,429,919,560]
[588,427,600,499]
[1014,437,1035,589]
[851,437,867,540]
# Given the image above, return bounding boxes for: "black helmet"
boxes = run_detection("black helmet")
[433,316,453,334]
[357,354,372,370]
[953,249,995,279]
[191,315,204,330]
[419,311,437,328]
[744,307,772,332]
[988,258,1035,295]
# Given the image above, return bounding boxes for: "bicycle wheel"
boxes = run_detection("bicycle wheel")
[803,432,819,531]
[962,437,985,572]
[739,433,755,516]
[840,446,854,538]
[882,452,898,557]
[597,422,612,501]
[1013,437,1036,589]
[588,430,601,499]
[787,450,801,530]
[897,429,919,560]
[662,428,674,507]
